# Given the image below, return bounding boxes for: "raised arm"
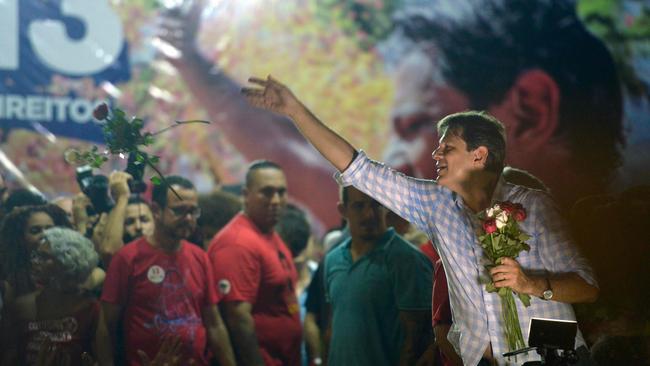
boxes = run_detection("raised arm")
[242,76,357,172]
[97,172,132,265]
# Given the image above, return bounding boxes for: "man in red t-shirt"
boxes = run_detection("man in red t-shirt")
[100,176,236,366]
[209,161,302,366]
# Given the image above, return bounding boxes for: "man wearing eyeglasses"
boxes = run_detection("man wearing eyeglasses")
[100,176,236,366]
[208,160,302,366]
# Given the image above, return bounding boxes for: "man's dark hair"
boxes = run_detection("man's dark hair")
[399,0,623,190]
[197,190,242,240]
[4,189,48,213]
[245,160,283,188]
[275,205,311,258]
[437,111,506,174]
[151,176,194,208]
[127,196,150,206]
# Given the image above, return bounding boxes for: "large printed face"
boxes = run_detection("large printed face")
[385,48,470,179]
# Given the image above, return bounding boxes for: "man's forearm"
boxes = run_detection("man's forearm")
[304,313,322,363]
[225,314,264,366]
[99,196,127,263]
[287,104,357,172]
[206,325,236,366]
[399,311,432,366]
[203,306,236,366]
[528,272,599,303]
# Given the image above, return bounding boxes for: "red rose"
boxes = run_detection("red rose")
[483,218,497,234]
[93,103,109,120]
[513,209,527,222]
[500,201,515,214]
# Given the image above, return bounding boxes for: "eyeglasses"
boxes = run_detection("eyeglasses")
[168,206,201,218]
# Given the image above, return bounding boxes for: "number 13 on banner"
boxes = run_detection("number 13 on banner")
[0,0,124,75]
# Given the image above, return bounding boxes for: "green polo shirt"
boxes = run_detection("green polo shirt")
[324,228,433,366]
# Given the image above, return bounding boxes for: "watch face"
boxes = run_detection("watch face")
[543,290,553,300]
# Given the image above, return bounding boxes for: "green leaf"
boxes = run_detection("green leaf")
[131,118,144,129]
[486,282,497,293]
[150,176,161,185]
[113,108,126,119]
[148,156,160,164]
[498,287,508,297]
[518,293,531,307]
[136,153,145,163]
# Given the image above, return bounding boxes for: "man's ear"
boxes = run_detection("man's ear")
[473,146,489,168]
[489,69,560,151]
[337,202,347,220]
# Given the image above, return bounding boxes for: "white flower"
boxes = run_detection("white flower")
[486,204,501,218]
[496,211,508,229]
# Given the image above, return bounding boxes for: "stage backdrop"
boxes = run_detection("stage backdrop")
[1,0,648,233]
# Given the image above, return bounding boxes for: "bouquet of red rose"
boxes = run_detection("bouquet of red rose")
[71,103,209,195]
[478,201,532,351]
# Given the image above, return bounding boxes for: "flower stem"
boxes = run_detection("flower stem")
[144,158,182,200]
[151,120,211,136]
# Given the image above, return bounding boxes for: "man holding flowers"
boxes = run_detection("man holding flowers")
[241,76,598,365]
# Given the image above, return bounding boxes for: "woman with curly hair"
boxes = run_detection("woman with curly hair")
[0,204,72,297]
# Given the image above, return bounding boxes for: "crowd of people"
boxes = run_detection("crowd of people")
[0,106,648,365]
[0,0,648,364]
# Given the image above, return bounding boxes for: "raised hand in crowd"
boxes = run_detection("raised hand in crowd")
[72,192,92,234]
[96,171,132,265]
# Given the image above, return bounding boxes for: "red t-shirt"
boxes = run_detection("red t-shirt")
[420,241,456,366]
[418,241,452,326]
[101,238,219,366]
[208,213,302,366]
[20,299,99,366]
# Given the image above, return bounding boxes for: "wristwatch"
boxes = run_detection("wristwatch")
[542,277,554,301]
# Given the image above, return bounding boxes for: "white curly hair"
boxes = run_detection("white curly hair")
[43,227,99,284]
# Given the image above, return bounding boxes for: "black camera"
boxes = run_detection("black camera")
[75,152,148,215]
[125,152,147,194]
[75,166,114,215]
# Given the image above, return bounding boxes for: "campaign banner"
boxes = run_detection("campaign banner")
[0,0,131,142]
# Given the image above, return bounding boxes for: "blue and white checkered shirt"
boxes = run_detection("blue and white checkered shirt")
[336,151,596,366]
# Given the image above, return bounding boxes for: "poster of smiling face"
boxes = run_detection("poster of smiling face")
[1,0,648,234]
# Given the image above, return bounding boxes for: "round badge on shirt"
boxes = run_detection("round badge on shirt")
[218,279,231,295]
[147,265,166,284]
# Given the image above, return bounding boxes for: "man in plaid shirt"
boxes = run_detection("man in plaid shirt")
[242,76,598,365]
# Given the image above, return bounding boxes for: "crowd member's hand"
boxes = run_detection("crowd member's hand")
[108,171,132,201]
[72,193,91,233]
[242,76,303,117]
[91,213,108,247]
[156,0,205,64]
[137,336,195,366]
